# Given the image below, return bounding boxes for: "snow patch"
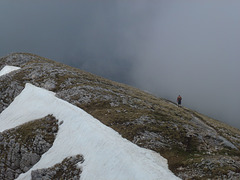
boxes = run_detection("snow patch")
[0,65,21,76]
[0,83,180,180]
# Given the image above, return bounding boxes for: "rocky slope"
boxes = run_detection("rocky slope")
[0,115,58,180]
[0,53,240,179]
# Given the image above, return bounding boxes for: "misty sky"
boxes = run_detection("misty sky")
[0,1,239,129]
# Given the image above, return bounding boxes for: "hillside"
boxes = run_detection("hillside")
[0,53,240,179]
[1,82,179,180]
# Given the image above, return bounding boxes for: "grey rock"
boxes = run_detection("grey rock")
[31,154,84,180]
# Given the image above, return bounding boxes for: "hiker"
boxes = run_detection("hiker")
[177,95,182,106]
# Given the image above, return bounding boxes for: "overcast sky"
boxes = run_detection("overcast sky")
[0,1,239,129]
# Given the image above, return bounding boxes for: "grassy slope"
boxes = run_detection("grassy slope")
[1,53,240,178]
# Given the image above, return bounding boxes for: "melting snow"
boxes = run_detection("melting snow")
[0,65,179,180]
[0,65,20,76]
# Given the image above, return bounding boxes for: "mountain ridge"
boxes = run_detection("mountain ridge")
[1,83,177,180]
[0,53,240,179]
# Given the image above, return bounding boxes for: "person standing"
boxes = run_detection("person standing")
[177,95,182,106]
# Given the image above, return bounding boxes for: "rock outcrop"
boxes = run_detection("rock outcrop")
[31,155,84,180]
[0,115,58,180]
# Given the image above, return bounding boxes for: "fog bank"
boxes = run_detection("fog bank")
[0,1,239,129]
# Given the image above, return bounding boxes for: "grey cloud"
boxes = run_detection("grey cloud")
[0,1,239,128]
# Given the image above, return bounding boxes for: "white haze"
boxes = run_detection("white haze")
[0,1,239,129]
